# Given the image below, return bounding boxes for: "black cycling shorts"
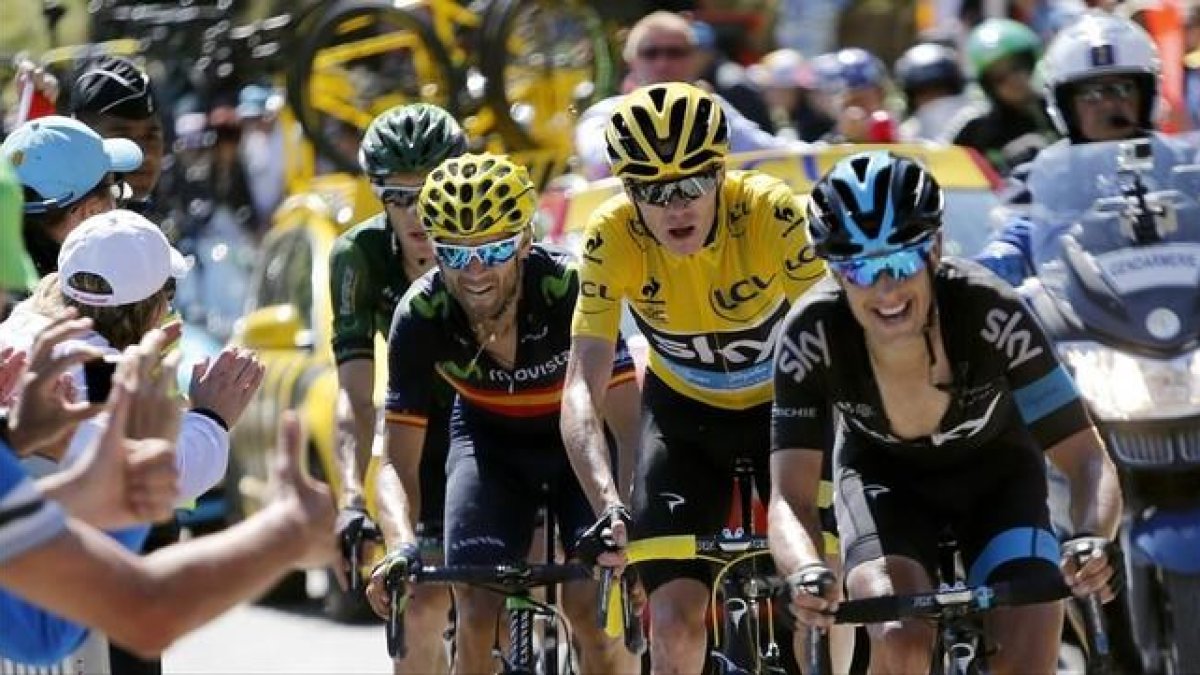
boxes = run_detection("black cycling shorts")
[631,372,835,594]
[442,405,594,566]
[836,430,1061,586]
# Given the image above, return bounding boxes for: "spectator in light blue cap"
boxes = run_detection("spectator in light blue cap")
[0,116,142,278]
[236,85,285,230]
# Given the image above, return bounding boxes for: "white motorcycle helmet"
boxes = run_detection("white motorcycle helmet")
[1041,10,1161,140]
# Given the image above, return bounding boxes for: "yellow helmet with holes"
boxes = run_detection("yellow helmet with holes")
[419,153,537,240]
[605,82,729,181]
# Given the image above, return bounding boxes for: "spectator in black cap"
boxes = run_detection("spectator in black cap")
[70,56,164,207]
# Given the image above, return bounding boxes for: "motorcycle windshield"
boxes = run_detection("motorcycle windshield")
[1026,137,1200,273]
[1029,139,1200,351]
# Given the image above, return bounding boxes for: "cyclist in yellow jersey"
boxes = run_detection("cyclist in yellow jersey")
[562,82,829,673]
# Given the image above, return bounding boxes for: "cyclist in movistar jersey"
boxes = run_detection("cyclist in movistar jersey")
[365,154,640,674]
[561,82,832,673]
[328,104,463,672]
[771,151,1122,674]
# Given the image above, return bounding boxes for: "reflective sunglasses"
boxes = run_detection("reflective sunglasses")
[637,44,694,61]
[433,231,524,270]
[373,184,423,208]
[828,238,935,288]
[1074,80,1137,104]
[625,169,719,208]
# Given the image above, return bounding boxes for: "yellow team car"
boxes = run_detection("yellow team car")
[227,175,384,621]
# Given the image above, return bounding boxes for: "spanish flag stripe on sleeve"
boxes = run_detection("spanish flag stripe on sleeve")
[384,411,429,428]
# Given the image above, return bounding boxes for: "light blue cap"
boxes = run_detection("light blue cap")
[0,115,142,213]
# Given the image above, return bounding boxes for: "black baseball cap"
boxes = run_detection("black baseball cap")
[70,56,157,120]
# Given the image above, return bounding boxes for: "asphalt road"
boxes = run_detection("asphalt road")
[164,586,394,674]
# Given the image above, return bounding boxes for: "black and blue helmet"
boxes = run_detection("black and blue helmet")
[806,151,944,260]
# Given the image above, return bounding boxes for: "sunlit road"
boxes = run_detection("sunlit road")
[164,598,393,674]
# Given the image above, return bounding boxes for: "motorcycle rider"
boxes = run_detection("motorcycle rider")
[953,18,1058,176]
[976,10,1197,286]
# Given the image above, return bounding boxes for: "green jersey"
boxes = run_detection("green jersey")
[329,214,415,365]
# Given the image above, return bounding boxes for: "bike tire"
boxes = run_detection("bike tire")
[479,0,615,151]
[286,0,459,174]
[1162,570,1200,674]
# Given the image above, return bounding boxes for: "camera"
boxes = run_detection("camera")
[82,355,121,404]
[1116,138,1153,174]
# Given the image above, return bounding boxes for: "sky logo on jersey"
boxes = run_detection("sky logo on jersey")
[776,321,830,384]
[981,308,1044,369]
[638,304,788,392]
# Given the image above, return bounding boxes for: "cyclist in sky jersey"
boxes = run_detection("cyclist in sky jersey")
[365,153,641,675]
[770,151,1122,674]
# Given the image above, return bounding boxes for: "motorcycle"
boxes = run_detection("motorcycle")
[1019,137,1200,674]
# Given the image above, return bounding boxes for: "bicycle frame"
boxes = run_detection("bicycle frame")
[387,506,584,674]
[602,459,790,675]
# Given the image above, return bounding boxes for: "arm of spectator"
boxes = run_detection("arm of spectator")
[0,413,336,660]
[718,94,795,152]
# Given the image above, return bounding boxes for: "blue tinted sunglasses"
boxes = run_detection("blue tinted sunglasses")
[433,232,523,270]
[829,238,935,287]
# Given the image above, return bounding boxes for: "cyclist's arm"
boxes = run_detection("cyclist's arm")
[990,272,1121,539]
[1046,429,1121,540]
[378,285,438,545]
[329,235,378,506]
[563,336,624,515]
[378,421,425,545]
[768,298,835,575]
[334,360,374,507]
[768,448,827,575]
[601,338,640,501]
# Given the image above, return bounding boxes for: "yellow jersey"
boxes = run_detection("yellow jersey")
[572,170,826,410]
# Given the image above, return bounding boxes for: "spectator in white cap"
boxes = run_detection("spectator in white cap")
[0,209,262,500]
[0,209,263,672]
[0,116,142,278]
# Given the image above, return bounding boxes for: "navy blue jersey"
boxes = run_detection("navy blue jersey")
[385,244,635,434]
[771,257,1092,464]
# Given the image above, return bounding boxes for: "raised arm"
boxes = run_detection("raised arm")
[0,414,336,659]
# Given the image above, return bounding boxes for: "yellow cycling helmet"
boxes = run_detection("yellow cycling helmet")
[605,82,729,180]
[420,153,537,240]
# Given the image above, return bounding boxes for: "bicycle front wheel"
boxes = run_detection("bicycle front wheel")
[480,0,615,152]
[287,0,459,174]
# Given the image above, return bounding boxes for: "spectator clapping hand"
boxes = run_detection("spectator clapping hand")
[0,346,27,406]
[189,347,265,429]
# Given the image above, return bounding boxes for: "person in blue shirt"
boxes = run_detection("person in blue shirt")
[0,314,337,664]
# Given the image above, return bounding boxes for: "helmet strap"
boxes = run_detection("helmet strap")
[920,248,957,394]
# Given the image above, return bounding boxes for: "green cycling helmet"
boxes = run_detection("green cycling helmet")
[965,18,1042,79]
[358,103,467,179]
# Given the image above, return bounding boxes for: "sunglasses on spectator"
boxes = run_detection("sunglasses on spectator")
[829,237,936,288]
[638,44,694,61]
[625,169,719,207]
[373,184,423,208]
[433,231,524,270]
[1074,80,1137,104]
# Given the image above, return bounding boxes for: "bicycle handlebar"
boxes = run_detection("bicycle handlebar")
[833,576,1070,625]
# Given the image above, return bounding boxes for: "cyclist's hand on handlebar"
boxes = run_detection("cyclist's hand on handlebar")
[1061,536,1116,603]
[333,504,382,591]
[366,543,420,620]
[575,504,632,572]
[787,564,840,629]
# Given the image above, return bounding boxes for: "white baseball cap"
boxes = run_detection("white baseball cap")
[58,209,191,307]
